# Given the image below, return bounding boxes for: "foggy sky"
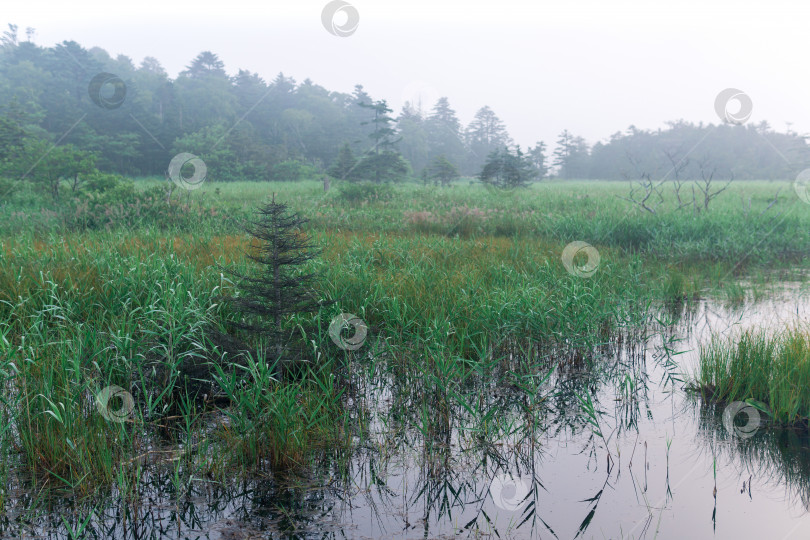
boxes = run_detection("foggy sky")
[4,0,810,149]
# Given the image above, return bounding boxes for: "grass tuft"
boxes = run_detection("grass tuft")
[695,326,810,426]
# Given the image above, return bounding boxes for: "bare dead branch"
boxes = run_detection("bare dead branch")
[618,172,665,214]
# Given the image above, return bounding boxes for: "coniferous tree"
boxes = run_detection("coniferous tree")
[428,154,460,186]
[552,130,574,179]
[426,97,465,171]
[552,130,589,179]
[478,147,536,190]
[356,99,408,182]
[229,196,331,372]
[465,106,513,174]
[527,141,548,179]
[358,99,399,152]
[397,102,429,174]
[327,142,358,180]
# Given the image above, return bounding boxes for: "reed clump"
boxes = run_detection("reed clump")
[696,326,810,426]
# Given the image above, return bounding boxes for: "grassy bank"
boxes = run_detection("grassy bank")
[695,326,810,426]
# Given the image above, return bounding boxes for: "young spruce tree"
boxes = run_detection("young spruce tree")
[229,195,329,373]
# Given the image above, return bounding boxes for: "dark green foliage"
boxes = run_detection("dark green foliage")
[0,32,807,188]
[355,99,409,183]
[358,99,400,154]
[228,197,330,370]
[336,181,395,203]
[428,154,460,186]
[327,143,357,180]
[552,130,589,180]
[397,103,429,174]
[478,146,537,189]
[465,106,513,174]
[586,121,807,180]
[0,116,25,159]
[267,160,314,182]
[6,139,97,201]
[329,142,408,183]
[426,97,465,172]
[527,141,548,179]
[76,171,126,194]
[0,114,28,195]
[171,124,270,181]
[352,151,409,183]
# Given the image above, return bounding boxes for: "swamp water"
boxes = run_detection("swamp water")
[3,286,810,539]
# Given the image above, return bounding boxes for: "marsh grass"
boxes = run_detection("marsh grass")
[210,350,350,470]
[3,179,808,267]
[695,326,810,426]
[0,223,659,497]
[1,178,808,532]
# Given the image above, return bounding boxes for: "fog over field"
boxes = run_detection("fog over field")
[6,0,810,148]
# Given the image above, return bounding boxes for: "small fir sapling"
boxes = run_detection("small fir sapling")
[225,194,333,375]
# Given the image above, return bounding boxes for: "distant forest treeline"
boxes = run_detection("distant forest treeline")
[1,26,808,182]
